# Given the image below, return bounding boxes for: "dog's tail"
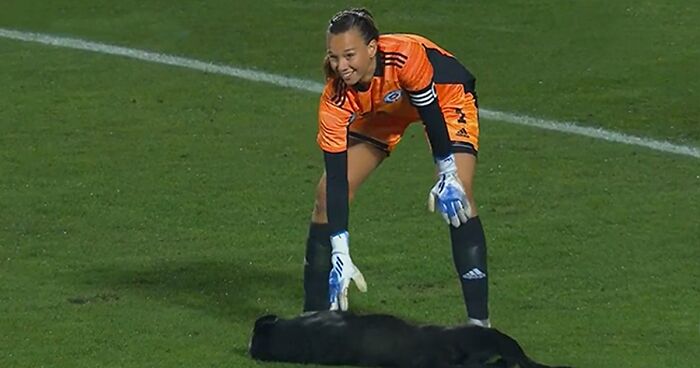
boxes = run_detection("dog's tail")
[479,327,572,368]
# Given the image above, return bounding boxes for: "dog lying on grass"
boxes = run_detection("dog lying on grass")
[250,311,571,368]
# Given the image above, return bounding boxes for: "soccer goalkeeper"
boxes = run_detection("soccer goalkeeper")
[303,8,490,328]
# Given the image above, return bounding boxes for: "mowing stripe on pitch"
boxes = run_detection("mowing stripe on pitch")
[1,28,698,159]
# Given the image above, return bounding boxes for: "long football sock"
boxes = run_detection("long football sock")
[450,216,489,320]
[303,222,332,311]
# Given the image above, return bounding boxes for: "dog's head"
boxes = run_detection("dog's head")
[250,311,335,363]
[254,314,279,330]
[249,314,280,360]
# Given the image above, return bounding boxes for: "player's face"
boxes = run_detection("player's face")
[327,28,377,86]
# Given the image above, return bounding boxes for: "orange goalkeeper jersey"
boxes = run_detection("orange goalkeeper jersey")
[317,33,476,153]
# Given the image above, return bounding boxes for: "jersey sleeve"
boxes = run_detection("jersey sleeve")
[397,40,434,93]
[317,85,354,153]
[396,39,450,158]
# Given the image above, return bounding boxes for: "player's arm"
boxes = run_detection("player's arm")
[323,150,349,237]
[318,94,353,237]
[318,94,367,311]
[408,82,452,160]
[398,42,470,227]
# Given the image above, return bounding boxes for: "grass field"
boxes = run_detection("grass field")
[1,1,698,367]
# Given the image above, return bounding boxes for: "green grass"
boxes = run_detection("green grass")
[1,1,699,367]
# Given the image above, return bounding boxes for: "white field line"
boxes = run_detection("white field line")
[1,28,698,159]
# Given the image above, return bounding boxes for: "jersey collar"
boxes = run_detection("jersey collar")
[352,52,384,92]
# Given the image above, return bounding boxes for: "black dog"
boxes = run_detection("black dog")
[250,311,570,368]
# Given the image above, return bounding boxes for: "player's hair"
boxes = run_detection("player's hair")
[327,8,379,48]
[323,8,379,99]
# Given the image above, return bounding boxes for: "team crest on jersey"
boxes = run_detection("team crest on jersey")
[383,89,402,104]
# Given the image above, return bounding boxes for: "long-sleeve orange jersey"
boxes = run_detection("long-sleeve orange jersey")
[317,33,476,153]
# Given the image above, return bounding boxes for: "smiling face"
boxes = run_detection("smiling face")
[326,28,377,86]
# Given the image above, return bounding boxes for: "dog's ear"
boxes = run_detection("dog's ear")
[250,314,280,360]
[254,314,279,330]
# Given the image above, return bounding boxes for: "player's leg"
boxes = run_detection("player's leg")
[303,141,387,311]
[452,151,490,327]
[438,89,490,326]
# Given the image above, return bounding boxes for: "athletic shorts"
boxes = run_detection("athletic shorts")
[348,90,479,156]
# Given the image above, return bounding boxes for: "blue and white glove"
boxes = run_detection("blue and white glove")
[328,231,367,311]
[428,154,471,227]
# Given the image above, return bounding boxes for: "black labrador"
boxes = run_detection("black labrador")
[250,311,570,368]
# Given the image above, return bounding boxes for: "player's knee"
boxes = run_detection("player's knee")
[466,196,478,217]
[312,180,328,221]
[456,173,478,216]
[312,178,357,221]
[457,184,478,217]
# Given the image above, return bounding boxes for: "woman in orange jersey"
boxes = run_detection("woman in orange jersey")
[303,8,490,327]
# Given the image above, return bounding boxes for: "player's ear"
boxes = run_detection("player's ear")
[367,39,377,58]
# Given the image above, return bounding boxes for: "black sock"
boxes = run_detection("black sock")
[450,216,489,320]
[303,222,332,311]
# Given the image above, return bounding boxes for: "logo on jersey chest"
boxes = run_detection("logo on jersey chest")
[383,89,402,104]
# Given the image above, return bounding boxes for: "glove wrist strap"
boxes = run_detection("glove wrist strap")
[330,231,349,254]
[435,154,457,175]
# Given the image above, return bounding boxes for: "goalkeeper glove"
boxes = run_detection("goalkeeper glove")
[328,231,367,311]
[428,154,471,227]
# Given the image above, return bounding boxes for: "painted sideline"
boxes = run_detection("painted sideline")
[1,28,698,159]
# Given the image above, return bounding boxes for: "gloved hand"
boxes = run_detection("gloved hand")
[328,231,367,311]
[428,154,471,227]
